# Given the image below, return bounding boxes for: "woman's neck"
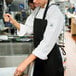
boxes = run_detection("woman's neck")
[41,0,48,8]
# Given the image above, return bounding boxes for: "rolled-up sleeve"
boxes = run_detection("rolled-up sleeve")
[17,24,27,36]
[32,6,65,60]
[17,14,34,36]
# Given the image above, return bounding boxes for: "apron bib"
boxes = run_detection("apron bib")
[33,0,64,76]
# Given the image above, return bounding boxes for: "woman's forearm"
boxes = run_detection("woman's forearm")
[22,54,37,67]
[14,54,37,76]
[16,54,37,73]
[12,19,20,31]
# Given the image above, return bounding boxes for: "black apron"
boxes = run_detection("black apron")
[33,0,64,76]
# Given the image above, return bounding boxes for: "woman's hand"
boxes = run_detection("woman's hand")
[14,62,27,76]
[3,13,20,30]
[3,13,14,24]
[14,54,37,76]
[3,14,10,22]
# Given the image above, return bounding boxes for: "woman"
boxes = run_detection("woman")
[4,0,65,76]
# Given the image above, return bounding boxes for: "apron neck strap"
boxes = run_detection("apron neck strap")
[34,0,56,20]
[43,0,50,20]
[43,1,57,20]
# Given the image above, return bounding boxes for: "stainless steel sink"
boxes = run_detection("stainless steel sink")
[0,55,28,67]
[0,42,33,75]
[0,67,17,76]
[0,66,29,76]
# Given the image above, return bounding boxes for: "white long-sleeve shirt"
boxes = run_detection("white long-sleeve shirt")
[17,1,65,60]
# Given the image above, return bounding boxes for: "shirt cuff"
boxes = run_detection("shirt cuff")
[17,24,26,36]
[32,49,48,60]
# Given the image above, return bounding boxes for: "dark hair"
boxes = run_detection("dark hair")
[28,0,33,4]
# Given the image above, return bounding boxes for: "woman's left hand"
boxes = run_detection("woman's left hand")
[14,54,37,76]
[14,63,27,76]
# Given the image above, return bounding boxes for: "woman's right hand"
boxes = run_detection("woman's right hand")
[3,13,20,30]
[3,13,14,24]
